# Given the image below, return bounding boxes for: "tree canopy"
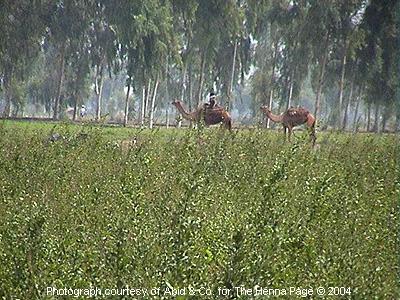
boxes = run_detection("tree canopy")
[0,0,398,131]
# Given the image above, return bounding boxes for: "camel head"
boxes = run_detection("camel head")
[260,105,271,114]
[171,100,181,107]
[171,99,197,122]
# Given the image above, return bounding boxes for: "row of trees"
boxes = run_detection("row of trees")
[0,0,398,131]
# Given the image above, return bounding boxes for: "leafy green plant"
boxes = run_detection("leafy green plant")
[0,121,398,299]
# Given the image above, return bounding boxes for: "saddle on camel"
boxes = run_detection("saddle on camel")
[171,93,232,130]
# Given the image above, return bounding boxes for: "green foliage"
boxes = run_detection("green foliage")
[0,121,398,299]
[0,1,397,130]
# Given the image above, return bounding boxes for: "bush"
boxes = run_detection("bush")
[0,122,398,299]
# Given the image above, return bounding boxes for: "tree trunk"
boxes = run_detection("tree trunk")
[196,49,206,107]
[12,102,19,118]
[373,102,380,133]
[367,102,371,132]
[149,76,159,129]
[140,86,146,127]
[144,79,152,125]
[352,86,361,132]
[181,62,187,102]
[227,40,238,111]
[342,78,353,131]
[286,39,298,110]
[381,115,387,133]
[123,81,131,127]
[381,106,389,133]
[2,68,12,118]
[165,63,170,128]
[53,41,66,120]
[95,65,104,121]
[314,32,330,120]
[186,64,193,128]
[73,92,78,121]
[188,64,193,111]
[175,62,186,128]
[267,40,278,128]
[166,108,169,128]
[337,41,347,128]
[286,71,294,110]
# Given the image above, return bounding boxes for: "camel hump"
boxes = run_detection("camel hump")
[287,107,310,116]
[205,104,225,112]
[287,107,298,116]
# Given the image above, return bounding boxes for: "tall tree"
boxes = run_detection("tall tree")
[305,2,335,120]
[46,1,92,120]
[89,2,118,121]
[358,0,398,132]
[0,1,47,117]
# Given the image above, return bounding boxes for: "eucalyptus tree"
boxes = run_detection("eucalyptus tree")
[171,0,197,109]
[64,36,91,120]
[340,27,365,131]
[248,1,308,125]
[261,2,313,113]
[246,0,274,120]
[281,2,313,110]
[302,0,339,120]
[328,0,366,129]
[0,1,48,117]
[102,0,177,126]
[357,0,398,132]
[209,0,244,110]
[322,25,364,129]
[187,0,243,109]
[45,1,94,120]
[396,0,400,132]
[25,50,58,117]
[191,0,220,106]
[89,19,117,121]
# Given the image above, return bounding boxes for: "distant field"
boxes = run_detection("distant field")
[0,120,398,299]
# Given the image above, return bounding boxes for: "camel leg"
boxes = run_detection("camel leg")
[309,127,316,146]
[283,126,287,141]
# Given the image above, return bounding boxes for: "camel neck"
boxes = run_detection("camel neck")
[175,103,195,121]
[266,111,283,123]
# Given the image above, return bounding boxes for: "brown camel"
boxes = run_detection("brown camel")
[260,106,316,145]
[172,100,232,130]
